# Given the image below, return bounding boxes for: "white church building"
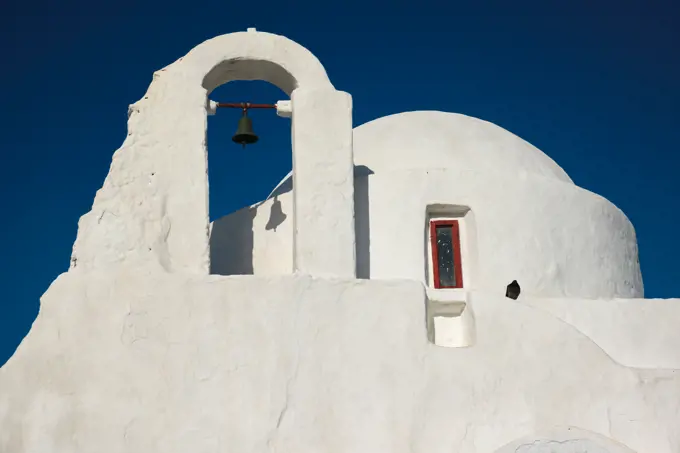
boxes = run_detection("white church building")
[1,29,679,453]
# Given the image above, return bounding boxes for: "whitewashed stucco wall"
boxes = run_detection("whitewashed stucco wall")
[0,272,677,453]
[520,295,680,369]
[210,197,294,276]
[211,112,643,299]
[2,29,675,453]
[361,168,641,298]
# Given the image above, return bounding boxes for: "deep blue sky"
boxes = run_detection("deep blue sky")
[1,0,678,365]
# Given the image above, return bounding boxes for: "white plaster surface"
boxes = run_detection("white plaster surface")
[432,313,466,347]
[520,296,680,369]
[214,111,643,299]
[1,272,679,453]
[291,88,355,277]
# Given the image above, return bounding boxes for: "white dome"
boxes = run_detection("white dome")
[251,110,642,299]
[352,111,572,183]
[270,111,572,198]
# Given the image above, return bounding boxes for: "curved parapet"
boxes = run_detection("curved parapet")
[519,296,680,369]
[187,30,334,94]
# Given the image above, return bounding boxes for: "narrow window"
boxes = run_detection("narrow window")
[430,220,464,289]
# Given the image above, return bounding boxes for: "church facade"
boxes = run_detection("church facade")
[1,29,678,453]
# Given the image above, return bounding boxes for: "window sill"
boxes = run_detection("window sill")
[426,287,467,305]
[425,287,473,348]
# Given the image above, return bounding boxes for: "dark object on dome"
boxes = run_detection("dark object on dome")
[506,280,521,300]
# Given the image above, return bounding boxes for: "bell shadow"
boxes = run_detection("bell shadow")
[265,197,287,231]
[209,165,372,278]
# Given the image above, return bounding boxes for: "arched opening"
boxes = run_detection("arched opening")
[206,80,291,221]
[203,59,300,95]
[207,80,292,276]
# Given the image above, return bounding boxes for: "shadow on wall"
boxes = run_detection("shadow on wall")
[210,207,256,275]
[265,198,287,231]
[355,165,374,279]
[210,165,374,277]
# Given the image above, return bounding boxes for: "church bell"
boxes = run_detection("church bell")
[232,112,259,148]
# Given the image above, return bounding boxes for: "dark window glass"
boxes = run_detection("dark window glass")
[435,224,456,287]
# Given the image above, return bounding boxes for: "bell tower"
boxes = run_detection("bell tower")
[69,28,356,278]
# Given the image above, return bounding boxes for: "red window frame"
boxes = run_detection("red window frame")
[430,220,464,289]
